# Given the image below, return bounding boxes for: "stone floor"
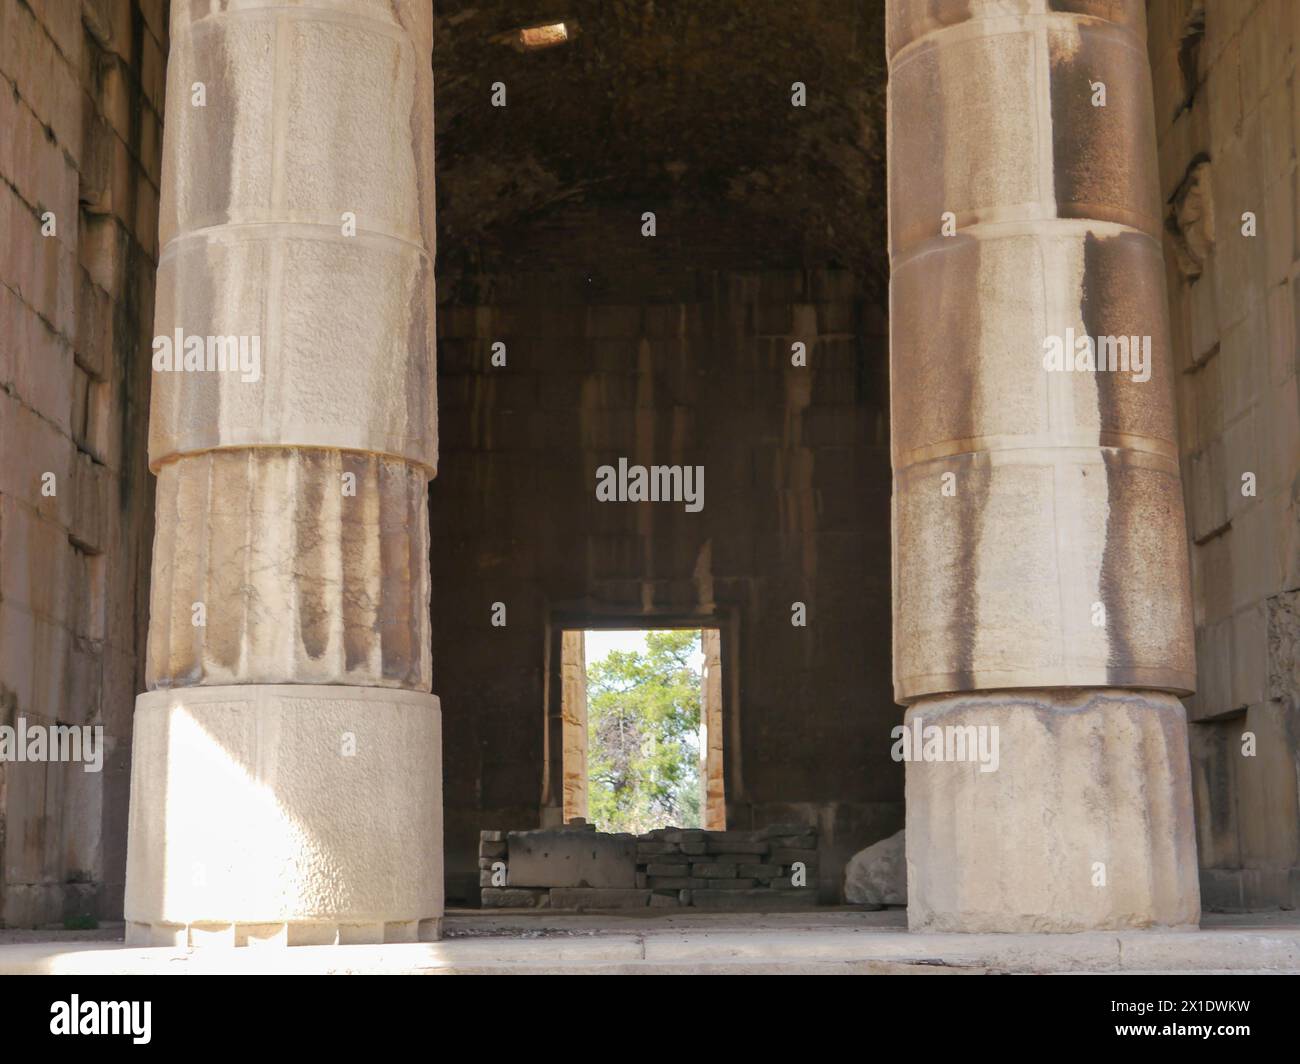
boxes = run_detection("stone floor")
[2,909,1299,974]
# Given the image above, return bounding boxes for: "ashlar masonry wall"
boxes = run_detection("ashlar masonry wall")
[1148,0,1300,911]
[479,822,821,911]
[1,0,161,927]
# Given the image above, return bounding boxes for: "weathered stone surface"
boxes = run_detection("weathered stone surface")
[767,835,816,850]
[692,863,738,878]
[770,848,819,866]
[506,829,636,888]
[480,888,549,909]
[549,888,650,910]
[689,889,819,912]
[146,449,431,690]
[888,1,1194,703]
[703,837,766,854]
[763,822,814,837]
[119,0,443,946]
[125,685,443,933]
[150,0,437,471]
[905,691,1201,932]
[645,877,693,890]
[844,829,906,907]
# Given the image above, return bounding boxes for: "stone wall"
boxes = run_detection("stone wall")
[479,823,819,911]
[1148,0,1300,909]
[0,0,161,926]
[432,267,902,905]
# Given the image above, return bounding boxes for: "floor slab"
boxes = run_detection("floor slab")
[2,909,1299,974]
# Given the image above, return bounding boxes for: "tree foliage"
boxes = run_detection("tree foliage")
[587,630,702,833]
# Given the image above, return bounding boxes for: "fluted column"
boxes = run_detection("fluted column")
[887,0,1200,930]
[124,0,441,947]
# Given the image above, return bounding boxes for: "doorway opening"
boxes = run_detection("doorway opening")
[561,628,725,832]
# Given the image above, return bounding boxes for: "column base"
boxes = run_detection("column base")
[125,685,443,945]
[123,917,444,948]
[905,689,1201,932]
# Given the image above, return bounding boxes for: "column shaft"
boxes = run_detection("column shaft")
[887,0,1200,930]
[124,0,442,946]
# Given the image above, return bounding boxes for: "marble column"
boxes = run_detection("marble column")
[887,0,1201,930]
[124,0,441,946]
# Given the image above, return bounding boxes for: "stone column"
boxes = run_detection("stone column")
[123,0,441,947]
[887,0,1201,930]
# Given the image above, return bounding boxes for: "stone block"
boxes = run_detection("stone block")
[125,685,443,938]
[145,450,431,690]
[1238,702,1300,867]
[691,863,738,878]
[480,888,549,909]
[548,888,650,910]
[906,690,1200,931]
[506,829,636,888]
[769,847,819,865]
[762,822,815,837]
[148,234,436,471]
[703,837,766,854]
[645,877,692,890]
[690,889,819,912]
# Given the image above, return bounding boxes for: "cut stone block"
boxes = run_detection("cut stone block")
[548,888,650,910]
[692,863,738,878]
[905,690,1201,932]
[506,829,637,888]
[645,862,689,875]
[704,837,767,854]
[125,685,443,941]
[145,449,431,690]
[480,888,549,909]
[690,889,819,911]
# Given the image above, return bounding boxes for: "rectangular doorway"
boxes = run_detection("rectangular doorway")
[560,628,725,832]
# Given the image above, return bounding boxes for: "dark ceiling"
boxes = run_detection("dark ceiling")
[431,0,888,289]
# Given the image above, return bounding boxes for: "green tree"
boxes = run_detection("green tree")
[587,630,702,833]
